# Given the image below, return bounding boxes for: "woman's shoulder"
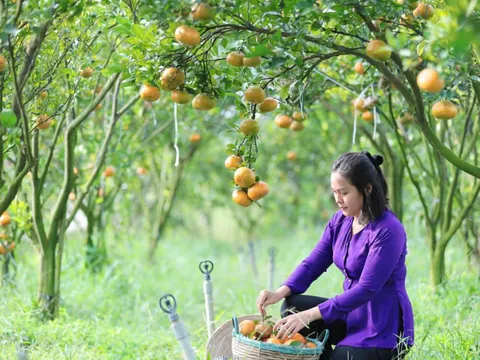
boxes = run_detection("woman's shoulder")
[368,209,406,237]
[328,210,349,228]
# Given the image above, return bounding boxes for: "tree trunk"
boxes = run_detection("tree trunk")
[38,244,57,320]
[431,241,447,286]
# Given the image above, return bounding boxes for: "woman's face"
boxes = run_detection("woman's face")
[331,171,364,219]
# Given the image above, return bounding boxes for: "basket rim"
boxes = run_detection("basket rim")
[232,331,325,355]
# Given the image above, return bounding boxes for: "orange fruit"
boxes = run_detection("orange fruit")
[104,166,115,177]
[397,112,414,125]
[189,133,202,143]
[234,167,255,188]
[243,56,262,67]
[292,111,307,122]
[255,323,273,339]
[266,337,284,345]
[239,320,255,336]
[0,54,6,72]
[175,25,201,46]
[353,98,365,111]
[171,90,192,104]
[7,242,15,252]
[192,3,213,21]
[232,189,253,207]
[415,3,434,19]
[258,98,278,113]
[73,167,79,176]
[416,68,444,93]
[68,192,76,201]
[0,244,6,255]
[192,93,215,110]
[79,67,93,78]
[291,333,306,344]
[290,121,305,131]
[36,114,52,130]
[275,114,293,128]
[431,100,457,120]
[366,40,392,61]
[161,68,185,91]
[362,111,374,122]
[245,86,265,104]
[248,181,269,201]
[140,84,160,102]
[227,52,244,67]
[240,119,260,135]
[225,155,243,170]
[354,61,365,74]
[287,151,297,161]
[136,167,147,175]
[0,212,11,226]
[305,342,316,348]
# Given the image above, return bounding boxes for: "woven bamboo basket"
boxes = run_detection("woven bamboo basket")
[231,316,329,360]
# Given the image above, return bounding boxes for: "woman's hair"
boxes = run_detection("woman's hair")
[332,151,389,224]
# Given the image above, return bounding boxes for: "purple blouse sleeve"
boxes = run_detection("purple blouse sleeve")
[318,228,405,323]
[281,219,335,294]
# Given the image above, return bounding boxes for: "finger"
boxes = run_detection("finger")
[273,318,287,332]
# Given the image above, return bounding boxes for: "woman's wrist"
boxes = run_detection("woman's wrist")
[303,306,322,324]
[275,285,291,299]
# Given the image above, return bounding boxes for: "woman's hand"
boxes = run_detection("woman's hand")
[256,289,284,316]
[273,307,322,340]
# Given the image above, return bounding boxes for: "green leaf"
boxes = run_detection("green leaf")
[416,41,425,56]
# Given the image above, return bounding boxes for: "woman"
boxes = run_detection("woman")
[256,151,414,360]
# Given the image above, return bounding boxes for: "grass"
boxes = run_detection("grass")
[0,215,479,359]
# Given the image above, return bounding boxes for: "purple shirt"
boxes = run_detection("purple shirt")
[282,209,414,348]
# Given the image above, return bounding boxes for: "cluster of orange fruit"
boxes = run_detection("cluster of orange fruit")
[274,111,307,131]
[239,319,317,348]
[225,160,269,207]
[138,3,216,109]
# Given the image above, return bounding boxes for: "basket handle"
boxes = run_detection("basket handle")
[318,329,330,349]
[232,316,240,335]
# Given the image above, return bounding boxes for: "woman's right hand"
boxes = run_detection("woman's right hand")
[256,289,284,316]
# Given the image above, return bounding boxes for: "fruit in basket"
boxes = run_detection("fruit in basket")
[254,322,273,339]
[239,320,256,337]
[305,341,317,348]
[284,339,303,346]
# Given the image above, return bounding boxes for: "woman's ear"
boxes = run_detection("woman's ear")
[365,184,372,196]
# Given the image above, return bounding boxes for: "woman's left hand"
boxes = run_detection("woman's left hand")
[273,311,311,341]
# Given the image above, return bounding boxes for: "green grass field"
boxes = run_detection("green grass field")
[1,214,479,359]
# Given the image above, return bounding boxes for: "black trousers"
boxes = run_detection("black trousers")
[280,294,409,360]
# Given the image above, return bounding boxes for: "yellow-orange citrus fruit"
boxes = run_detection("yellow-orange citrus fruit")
[275,114,293,128]
[415,3,434,19]
[353,98,365,111]
[161,68,185,91]
[366,40,392,61]
[245,86,265,104]
[79,67,94,78]
[0,212,11,227]
[104,166,115,177]
[174,25,201,46]
[0,55,6,72]
[140,84,161,102]
[36,114,52,130]
[248,181,270,201]
[192,3,213,21]
[192,93,215,110]
[431,100,457,120]
[354,61,365,74]
[240,119,260,136]
[234,167,255,188]
[287,151,297,161]
[416,68,444,93]
[232,189,253,207]
[189,133,202,143]
[292,111,307,122]
[243,56,262,67]
[258,98,278,113]
[136,167,147,175]
[290,121,305,131]
[225,155,243,170]
[171,90,192,104]
[239,320,256,336]
[227,52,244,67]
[362,111,374,122]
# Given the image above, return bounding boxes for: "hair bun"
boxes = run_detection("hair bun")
[373,155,384,166]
